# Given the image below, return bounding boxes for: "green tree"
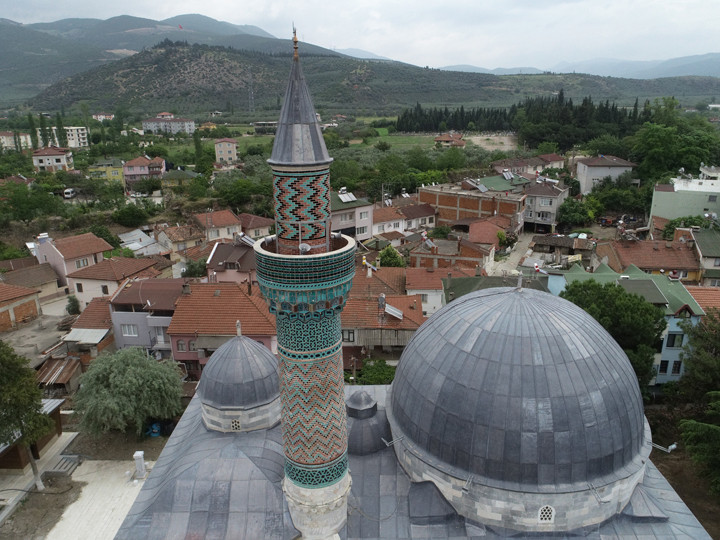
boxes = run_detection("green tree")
[679,308,720,402]
[0,341,55,490]
[536,141,559,155]
[679,391,720,493]
[355,359,395,385]
[560,280,666,388]
[182,258,207,278]
[557,198,591,228]
[375,140,391,152]
[662,215,713,241]
[55,113,68,147]
[73,348,183,436]
[86,225,121,249]
[429,225,451,239]
[27,113,38,149]
[378,245,406,267]
[38,114,51,147]
[66,295,80,315]
[112,204,148,227]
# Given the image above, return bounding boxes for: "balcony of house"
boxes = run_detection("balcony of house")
[146,314,172,327]
[150,335,172,350]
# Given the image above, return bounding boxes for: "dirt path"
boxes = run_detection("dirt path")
[467,133,518,151]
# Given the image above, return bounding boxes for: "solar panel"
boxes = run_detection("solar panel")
[478,184,488,193]
[347,193,357,201]
[385,303,404,320]
[239,235,255,247]
[339,193,351,202]
[503,171,513,181]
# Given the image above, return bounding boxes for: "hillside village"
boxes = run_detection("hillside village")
[1,25,720,540]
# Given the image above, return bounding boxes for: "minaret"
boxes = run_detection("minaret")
[254,31,355,539]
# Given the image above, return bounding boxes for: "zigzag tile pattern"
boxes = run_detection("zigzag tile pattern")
[280,352,348,467]
[273,171,330,242]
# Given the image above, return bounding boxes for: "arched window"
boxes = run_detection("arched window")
[177,340,185,352]
[189,340,197,352]
[538,505,555,524]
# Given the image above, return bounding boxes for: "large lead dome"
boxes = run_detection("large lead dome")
[388,287,647,491]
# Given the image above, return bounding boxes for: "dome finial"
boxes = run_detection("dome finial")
[293,26,299,60]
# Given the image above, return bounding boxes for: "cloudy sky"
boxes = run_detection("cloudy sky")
[4,0,717,69]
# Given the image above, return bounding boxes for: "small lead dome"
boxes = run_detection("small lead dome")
[388,287,647,490]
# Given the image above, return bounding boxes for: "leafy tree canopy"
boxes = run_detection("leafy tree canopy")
[351,359,395,385]
[662,215,715,241]
[560,280,667,388]
[679,391,720,493]
[182,258,207,278]
[378,245,406,267]
[680,308,720,402]
[112,204,148,228]
[74,348,183,436]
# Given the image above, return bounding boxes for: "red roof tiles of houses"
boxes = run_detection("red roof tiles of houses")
[352,266,406,298]
[537,153,564,164]
[524,182,567,197]
[238,213,274,229]
[72,297,112,329]
[193,209,242,229]
[685,286,720,312]
[341,294,426,330]
[215,138,237,144]
[399,203,436,220]
[406,266,474,290]
[66,257,158,281]
[0,283,39,303]
[161,225,204,243]
[578,155,635,167]
[168,283,275,336]
[600,240,699,272]
[52,233,114,260]
[181,240,227,262]
[373,206,405,224]
[32,147,70,156]
[469,220,503,247]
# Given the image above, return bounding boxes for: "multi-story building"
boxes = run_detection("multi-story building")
[142,115,196,135]
[575,155,635,194]
[36,126,89,148]
[88,158,124,183]
[34,232,112,286]
[123,156,166,189]
[523,179,569,233]
[0,131,32,150]
[330,189,373,241]
[32,147,74,172]
[192,209,243,242]
[214,138,238,163]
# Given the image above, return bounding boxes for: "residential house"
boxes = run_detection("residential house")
[173,241,217,278]
[66,257,160,310]
[92,113,115,122]
[167,283,276,380]
[161,168,200,190]
[330,189,373,241]
[399,203,436,232]
[123,155,166,189]
[110,278,189,360]
[575,155,635,194]
[691,228,720,286]
[0,263,61,303]
[649,183,720,224]
[491,157,546,175]
[193,209,243,242]
[61,296,115,367]
[352,266,406,300]
[214,138,238,164]
[409,237,493,273]
[687,286,720,313]
[434,132,466,147]
[595,239,701,282]
[155,224,205,261]
[0,255,39,272]
[523,180,570,233]
[468,219,505,251]
[238,213,274,239]
[35,232,113,286]
[0,174,34,187]
[32,147,74,172]
[88,158,124,183]
[0,283,41,331]
[530,235,596,268]
[142,115,196,135]
[419,180,526,234]
[406,266,474,316]
[537,153,565,169]
[0,131,32,150]
[340,294,426,358]
[546,263,703,385]
[372,206,407,236]
[206,241,258,285]
[37,126,89,148]
[118,229,164,257]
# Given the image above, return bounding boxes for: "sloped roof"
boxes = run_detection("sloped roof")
[53,233,113,259]
[168,283,275,336]
[524,181,567,197]
[341,294,426,330]
[124,156,151,167]
[609,240,700,271]
[469,221,503,246]
[692,228,720,257]
[180,241,221,263]
[330,191,372,211]
[193,209,242,229]
[0,256,38,272]
[0,263,57,288]
[537,153,564,164]
[0,282,39,303]
[66,257,158,281]
[36,357,82,386]
[72,296,113,329]
[352,266,406,298]
[399,203,435,220]
[379,230,405,241]
[578,155,635,168]
[406,266,474,291]
[373,206,405,224]
[33,147,70,156]
[686,286,720,312]
[161,225,204,243]
[238,213,274,229]
[206,243,256,272]
[111,278,188,311]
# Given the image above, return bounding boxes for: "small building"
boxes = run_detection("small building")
[123,156,166,189]
[690,228,720,286]
[161,168,200,190]
[372,206,407,236]
[0,263,61,303]
[37,357,83,395]
[434,132,465,147]
[118,229,163,257]
[406,266,474,316]
[88,158,124,183]
[398,203,436,232]
[34,232,113,287]
[575,155,635,194]
[32,147,74,172]
[523,180,570,233]
[206,240,257,285]
[238,213,274,239]
[214,138,238,164]
[409,237,493,273]
[595,239,701,283]
[330,189,373,242]
[193,209,243,242]
[61,296,115,368]
[155,225,205,261]
[491,156,545,175]
[0,283,41,331]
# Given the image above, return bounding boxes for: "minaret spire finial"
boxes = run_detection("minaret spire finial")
[293,26,298,60]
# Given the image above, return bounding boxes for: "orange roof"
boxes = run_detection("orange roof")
[53,233,114,259]
[686,286,720,312]
[238,213,274,229]
[66,257,158,281]
[72,297,112,329]
[161,225,204,243]
[193,209,241,229]
[406,266,474,290]
[181,241,226,262]
[125,156,151,167]
[168,283,275,337]
[341,294,426,330]
[33,147,70,156]
[352,266,406,298]
[608,240,699,272]
[469,220,503,247]
[373,206,405,224]
[0,283,38,303]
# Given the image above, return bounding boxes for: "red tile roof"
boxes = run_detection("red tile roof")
[469,221,503,247]
[537,153,564,164]
[72,297,112,329]
[373,206,405,224]
[33,147,70,156]
[111,278,188,311]
[578,155,635,168]
[161,225,204,243]
[214,138,237,144]
[193,209,241,229]
[406,266,474,290]
[352,267,406,298]
[168,283,275,336]
[66,257,158,281]
[181,241,225,262]
[524,182,566,197]
[686,286,720,312]
[238,213,274,229]
[341,294,426,330]
[399,203,436,220]
[0,283,38,303]
[602,240,700,272]
[53,233,114,259]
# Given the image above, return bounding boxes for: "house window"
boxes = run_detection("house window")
[678,270,689,278]
[540,198,553,206]
[526,210,534,218]
[76,283,83,293]
[659,360,669,374]
[101,285,109,295]
[378,224,385,233]
[666,333,683,348]
[177,242,186,251]
[711,279,720,287]
[709,195,717,202]
[226,227,231,234]
[189,340,197,351]
[177,340,185,351]
[714,258,720,267]
[406,220,413,228]
[672,361,682,375]
[393,222,400,229]
[76,258,89,269]
[121,324,138,337]
[254,229,261,237]
[211,229,220,238]
[527,197,535,204]
[428,217,434,224]
[359,211,368,220]
[340,212,353,222]
[356,226,367,235]
[421,294,429,302]
[420,218,427,225]
[342,330,355,342]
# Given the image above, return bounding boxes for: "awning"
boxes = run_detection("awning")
[62,328,109,345]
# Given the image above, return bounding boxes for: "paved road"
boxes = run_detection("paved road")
[489,232,534,276]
